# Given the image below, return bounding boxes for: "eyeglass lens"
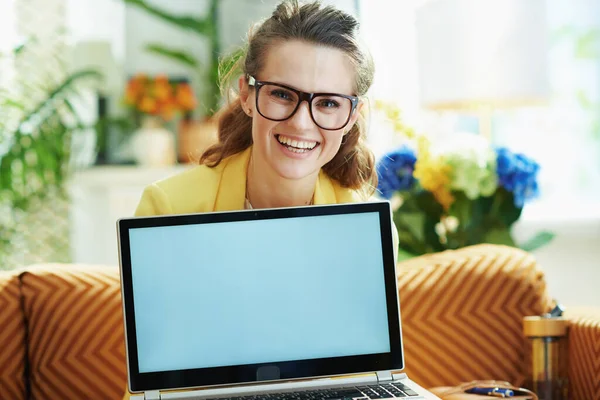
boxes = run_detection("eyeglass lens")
[256,84,352,130]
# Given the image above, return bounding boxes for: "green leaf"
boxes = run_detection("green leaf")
[519,231,555,252]
[492,189,522,227]
[575,29,600,60]
[144,44,200,68]
[576,90,593,109]
[396,247,418,262]
[12,42,28,56]
[2,99,26,111]
[18,69,101,128]
[395,211,426,244]
[123,0,214,36]
[483,228,516,247]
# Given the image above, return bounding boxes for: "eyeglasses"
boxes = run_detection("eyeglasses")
[247,75,360,131]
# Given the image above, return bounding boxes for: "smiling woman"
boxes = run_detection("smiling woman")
[134,0,379,219]
[126,4,400,399]
[238,40,364,206]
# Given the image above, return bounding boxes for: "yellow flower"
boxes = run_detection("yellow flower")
[374,100,416,139]
[413,136,455,210]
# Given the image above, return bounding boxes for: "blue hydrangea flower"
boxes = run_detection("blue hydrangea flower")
[495,147,540,207]
[376,146,417,199]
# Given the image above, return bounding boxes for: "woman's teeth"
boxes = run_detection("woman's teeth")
[276,135,318,153]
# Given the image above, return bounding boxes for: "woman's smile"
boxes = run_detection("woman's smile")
[275,134,320,157]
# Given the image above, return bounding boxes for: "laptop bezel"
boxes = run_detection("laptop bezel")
[118,201,403,393]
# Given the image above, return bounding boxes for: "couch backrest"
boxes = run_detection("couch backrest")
[18,264,127,400]
[0,270,27,400]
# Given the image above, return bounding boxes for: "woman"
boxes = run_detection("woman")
[134,0,378,217]
[125,1,397,397]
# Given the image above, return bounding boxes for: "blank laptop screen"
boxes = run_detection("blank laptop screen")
[128,211,390,374]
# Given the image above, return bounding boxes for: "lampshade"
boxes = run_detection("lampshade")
[70,40,121,95]
[415,0,550,110]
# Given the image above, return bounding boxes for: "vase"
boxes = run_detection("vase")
[177,118,219,164]
[131,116,176,166]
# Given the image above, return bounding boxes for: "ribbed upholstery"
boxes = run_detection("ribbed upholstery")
[19,264,127,400]
[1,246,598,399]
[396,244,553,388]
[0,271,26,400]
[566,307,600,400]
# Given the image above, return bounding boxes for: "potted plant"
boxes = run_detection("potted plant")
[122,73,197,166]
[0,43,101,269]
[122,0,224,163]
[374,101,554,260]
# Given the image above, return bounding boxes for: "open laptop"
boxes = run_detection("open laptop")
[117,201,439,400]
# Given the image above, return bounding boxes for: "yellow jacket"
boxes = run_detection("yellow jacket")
[124,146,397,399]
[134,146,365,217]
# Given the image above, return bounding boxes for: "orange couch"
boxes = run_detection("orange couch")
[1,244,598,399]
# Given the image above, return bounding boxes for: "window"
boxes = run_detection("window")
[358,0,600,218]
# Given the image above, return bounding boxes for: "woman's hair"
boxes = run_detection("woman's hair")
[200,0,377,196]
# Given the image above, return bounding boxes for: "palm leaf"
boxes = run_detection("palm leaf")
[144,44,200,68]
[18,70,101,127]
[123,0,214,35]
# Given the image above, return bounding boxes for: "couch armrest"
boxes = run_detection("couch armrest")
[396,244,553,388]
[564,307,600,400]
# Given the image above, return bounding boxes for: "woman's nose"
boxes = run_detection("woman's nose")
[288,101,314,130]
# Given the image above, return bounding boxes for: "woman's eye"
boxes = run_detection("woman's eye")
[316,99,340,108]
[270,89,293,100]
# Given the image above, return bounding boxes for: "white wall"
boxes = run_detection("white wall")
[514,206,600,308]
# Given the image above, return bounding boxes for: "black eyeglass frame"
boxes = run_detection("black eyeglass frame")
[247,75,360,131]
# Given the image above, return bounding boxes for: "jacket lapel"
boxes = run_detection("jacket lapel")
[213,147,251,211]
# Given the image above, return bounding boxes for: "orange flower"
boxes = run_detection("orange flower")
[176,83,197,110]
[159,100,177,121]
[155,74,169,84]
[133,73,148,83]
[123,74,197,119]
[124,80,142,104]
[153,80,172,102]
[139,97,157,114]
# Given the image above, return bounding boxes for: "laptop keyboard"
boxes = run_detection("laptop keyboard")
[206,382,420,399]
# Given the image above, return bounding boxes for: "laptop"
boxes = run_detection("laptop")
[117,201,439,400]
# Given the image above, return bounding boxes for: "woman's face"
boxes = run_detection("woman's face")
[239,40,362,182]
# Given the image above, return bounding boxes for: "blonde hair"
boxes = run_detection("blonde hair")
[201,0,377,196]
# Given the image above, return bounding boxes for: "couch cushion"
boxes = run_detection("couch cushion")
[565,307,600,400]
[20,264,127,399]
[396,244,553,388]
[0,270,27,400]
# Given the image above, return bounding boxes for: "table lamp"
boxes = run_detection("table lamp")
[415,0,551,139]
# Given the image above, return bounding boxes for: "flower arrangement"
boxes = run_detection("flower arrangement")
[375,102,554,259]
[123,74,197,121]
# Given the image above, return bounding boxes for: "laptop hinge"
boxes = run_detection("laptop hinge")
[144,390,160,400]
[376,370,393,383]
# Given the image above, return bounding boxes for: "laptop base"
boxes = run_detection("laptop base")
[131,372,438,399]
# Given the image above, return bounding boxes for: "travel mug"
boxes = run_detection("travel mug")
[523,305,569,400]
